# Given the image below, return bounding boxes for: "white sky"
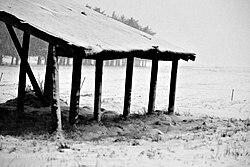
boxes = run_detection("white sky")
[83,0,250,67]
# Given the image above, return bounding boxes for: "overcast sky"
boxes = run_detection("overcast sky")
[83,0,250,67]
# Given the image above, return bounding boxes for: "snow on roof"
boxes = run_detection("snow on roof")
[0,0,195,60]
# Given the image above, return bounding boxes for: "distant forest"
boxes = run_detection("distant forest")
[0,5,155,66]
[88,5,156,36]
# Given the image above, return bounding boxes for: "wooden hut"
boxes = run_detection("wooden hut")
[0,0,195,132]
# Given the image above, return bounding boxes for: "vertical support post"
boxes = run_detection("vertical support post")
[94,59,103,122]
[167,60,179,115]
[50,45,62,132]
[69,54,83,125]
[123,57,134,117]
[148,59,159,114]
[17,32,30,113]
[44,43,53,105]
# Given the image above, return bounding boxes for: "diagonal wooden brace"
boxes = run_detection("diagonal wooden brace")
[5,24,43,101]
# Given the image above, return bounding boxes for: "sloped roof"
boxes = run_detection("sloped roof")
[0,0,195,61]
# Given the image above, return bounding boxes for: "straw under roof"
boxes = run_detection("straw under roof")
[0,0,195,61]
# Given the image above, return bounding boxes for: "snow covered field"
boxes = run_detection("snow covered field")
[0,64,250,167]
[0,63,249,119]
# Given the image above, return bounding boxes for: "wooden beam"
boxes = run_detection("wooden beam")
[147,59,159,114]
[56,45,86,58]
[94,59,103,122]
[50,44,62,132]
[167,60,179,115]
[123,57,134,117]
[5,24,43,101]
[43,43,53,106]
[69,54,84,125]
[17,32,30,113]
[5,24,22,53]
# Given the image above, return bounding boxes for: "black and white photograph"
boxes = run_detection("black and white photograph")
[0,0,249,166]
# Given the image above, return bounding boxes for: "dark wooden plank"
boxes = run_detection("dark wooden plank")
[167,60,179,115]
[5,24,43,100]
[147,59,159,114]
[56,44,86,58]
[17,32,30,113]
[50,44,62,132]
[43,43,53,105]
[123,57,134,117]
[94,59,103,122]
[26,63,44,99]
[91,49,195,62]
[5,24,22,54]
[69,54,84,125]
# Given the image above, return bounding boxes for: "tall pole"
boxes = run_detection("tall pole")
[69,54,84,125]
[50,45,62,133]
[94,59,103,122]
[148,59,159,114]
[44,44,53,106]
[168,60,179,115]
[17,32,30,113]
[123,57,134,117]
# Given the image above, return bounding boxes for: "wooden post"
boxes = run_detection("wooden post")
[17,32,30,113]
[50,45,62,132]
[94,59,103,122]
[69,54,83,125]
[148,59,159,114]
[167,60,179,115]
[123,57,134,117]
[0,72,3,82]
[231,89,234,101]
[44,43,53,105]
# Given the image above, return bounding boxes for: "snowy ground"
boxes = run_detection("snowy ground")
[0,64,250,167]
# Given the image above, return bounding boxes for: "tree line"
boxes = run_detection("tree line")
[88,5,156,36]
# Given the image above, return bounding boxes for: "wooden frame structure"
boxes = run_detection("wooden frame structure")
[0,1,195,132]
